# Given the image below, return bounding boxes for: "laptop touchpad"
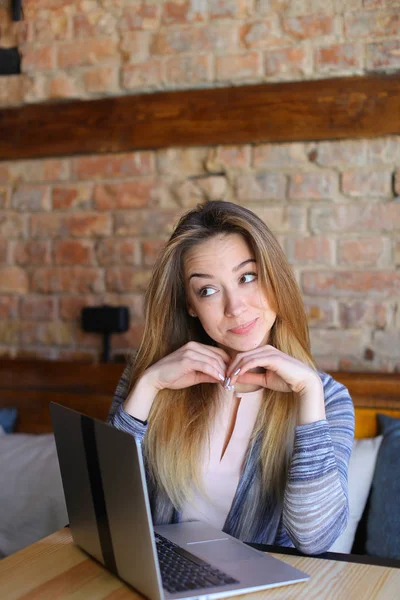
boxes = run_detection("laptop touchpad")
[188,539,261,563]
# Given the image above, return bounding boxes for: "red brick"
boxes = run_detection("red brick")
[142,239,167,266]
[20,296,56,320]
[96,239,141,266]
[0,296,19,319]
[54,240,96,266]
[283,14,335,39]
[94,180,172,210]
[47,73,81,100]
[289,172,337,200]
[342,171,392,198]
[196,176,228,201]
[264,46,309,76]
[120,4,161,31]
[302,271,400,297]
[246,205,307,233]
[365,138,400,166]
[65,214,112,237]
[73,11,116,38]
[315,44,362,71]
[253,143,308,169]
[59,295,97,320]
[345,11,400,38]
[122,60,163,90]
[0,266,29,293]
[0,158,69,184]
[31,268,104,293]
[71,152,155,180]
[34,8,70,41]
[0,214,26,238]
[165,55,212,84]
[310,330,363,359]
[366,41,400,70]
[173,180,205,208]
[207,145,251,170]
[120,31,151,63]
[11,184,51,211]
[240,18,284,49]
[372,331,400,360]
[0,322,19,345]
[21,321,75,346]
[395,237,400,267]
[57,39,118,68]
[210,0,252,19]
[52,184,93,210]
[339,301,388,329]
[0,240,7,264]
[0,75,26,108]
[152,24,237,54]
[157,148,208,175]
[337,238,390,267]
[30,213,111,237]
[313,140,367,168]
[83,67,120,94]
[286,237,333,264]
[216,52,262,81]
[236,172,286,201]
[0,187,10,209]
[303,298,336,328]
[114,210,180,236]
[310,203,400,233]
[21,44,55,71]
[162,1,206,24]
[106,267,152,293]
[11,241,51,265]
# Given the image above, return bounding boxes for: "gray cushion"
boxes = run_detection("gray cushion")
[365,413,400,559]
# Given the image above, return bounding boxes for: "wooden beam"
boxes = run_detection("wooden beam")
[0,73,399,161]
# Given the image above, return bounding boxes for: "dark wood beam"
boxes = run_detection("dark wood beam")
[0,73,399,161]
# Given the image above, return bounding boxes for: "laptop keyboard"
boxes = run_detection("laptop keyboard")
[155,533,239,594]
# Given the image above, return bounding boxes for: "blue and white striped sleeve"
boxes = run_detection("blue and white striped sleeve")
[281,372,355,554]
[107,363,148,443]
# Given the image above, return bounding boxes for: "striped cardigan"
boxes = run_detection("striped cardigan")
[108,367,354,555]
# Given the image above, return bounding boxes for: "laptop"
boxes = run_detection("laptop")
[50,402,309,600]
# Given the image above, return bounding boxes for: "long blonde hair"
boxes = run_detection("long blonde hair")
[129,201,315,516]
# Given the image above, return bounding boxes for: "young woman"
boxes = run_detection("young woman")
[108,200,354,554]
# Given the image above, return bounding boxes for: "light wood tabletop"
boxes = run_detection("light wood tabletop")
[0,528,399,600]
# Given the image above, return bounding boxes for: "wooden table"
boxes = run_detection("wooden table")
[0,529,399,600]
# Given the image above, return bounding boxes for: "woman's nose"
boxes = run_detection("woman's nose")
[224,294,246,318]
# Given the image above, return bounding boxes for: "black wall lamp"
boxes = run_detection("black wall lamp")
[12,0,22,21]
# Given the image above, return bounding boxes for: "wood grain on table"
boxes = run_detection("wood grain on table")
[0,529,398,600]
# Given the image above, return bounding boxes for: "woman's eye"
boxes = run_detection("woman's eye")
[199,287,217,297]
[240,272,257,284]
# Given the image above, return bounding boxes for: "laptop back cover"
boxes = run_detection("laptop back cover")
[50,402,164,600]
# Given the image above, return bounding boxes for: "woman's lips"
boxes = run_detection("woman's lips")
[228,318,258,335]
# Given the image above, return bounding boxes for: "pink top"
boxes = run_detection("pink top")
[181,388,263,529]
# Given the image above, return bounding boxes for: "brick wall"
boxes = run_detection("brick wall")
[0,139,399,370]
[0,0,400,105]
[0,1,400,369]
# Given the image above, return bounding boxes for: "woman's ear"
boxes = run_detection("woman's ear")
[187,304,197,318]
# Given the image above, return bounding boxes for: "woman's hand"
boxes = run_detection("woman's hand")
[143,341,230,392]
[226,345,326,425]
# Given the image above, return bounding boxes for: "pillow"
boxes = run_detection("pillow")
[0,425,5,436]
[329,435,383,553]
[0,433,68,558]
[0,407,17,433]
[366,414,400,559]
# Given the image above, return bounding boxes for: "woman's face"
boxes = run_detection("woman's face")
[184,233,277,355]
